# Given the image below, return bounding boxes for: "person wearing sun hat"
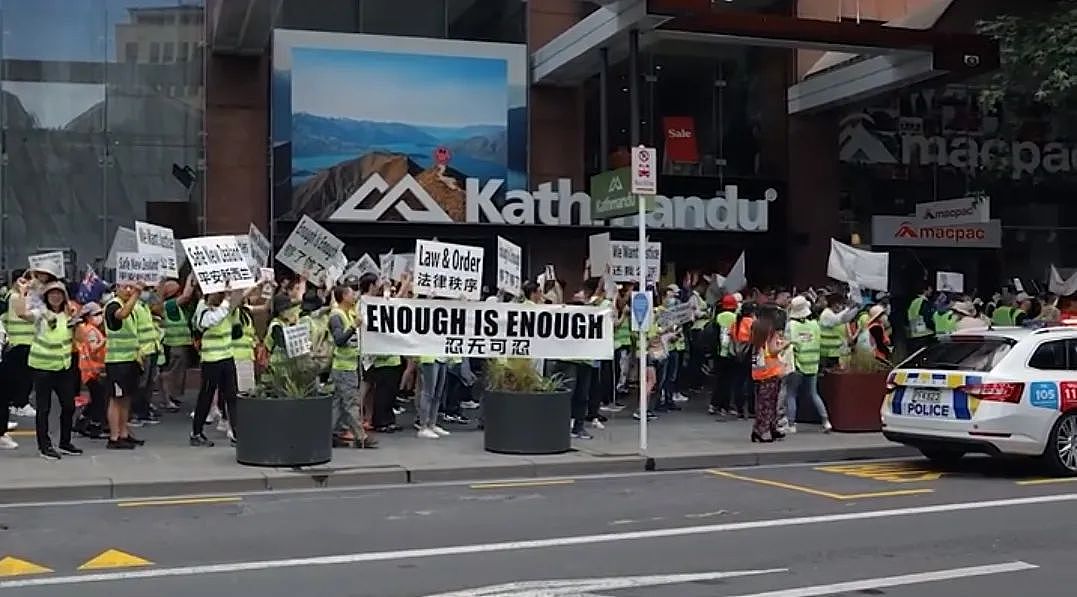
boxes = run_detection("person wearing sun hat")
[784,296,831,433]
[72,302,109,439]
[856,304,892,365]
[951,300,989,332]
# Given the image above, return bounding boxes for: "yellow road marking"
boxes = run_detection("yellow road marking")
[470,479,576,490]
[0,557,52,578]
[706,470,934,501]
[814,462,944,483]
[117,496,241,508]
[1016,477,1077,486]
[78,549,153,571]
[7,430,34,437]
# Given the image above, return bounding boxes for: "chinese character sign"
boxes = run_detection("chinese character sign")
[135,221,179,277]
[283,323,312,358]
[360,297,613,360]
[414,240,484,301]
[609,240,661,285]
[276,216,345,286]
[116,253,162,286]
[180,235,256,294]
[496,236,522,297]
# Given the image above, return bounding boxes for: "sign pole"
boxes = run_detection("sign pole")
[637,191,648,454]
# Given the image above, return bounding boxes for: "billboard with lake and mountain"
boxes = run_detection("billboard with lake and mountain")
[271,29,527,223]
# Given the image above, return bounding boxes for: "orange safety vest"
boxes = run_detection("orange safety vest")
[734,317,754,343]
[76,323,107,384]
[751,344,783,381]
[868,322,890,361]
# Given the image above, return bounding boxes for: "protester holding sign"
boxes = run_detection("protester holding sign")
[159,274,198,411]
[359,273,404,434]
[104,281,146,450]
[328,283,374,448]
[190,286,245,448]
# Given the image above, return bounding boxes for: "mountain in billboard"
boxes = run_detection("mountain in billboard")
[290,151,466,221]
[292,113,440,157]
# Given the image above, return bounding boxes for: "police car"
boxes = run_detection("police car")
[881,326,1077,475]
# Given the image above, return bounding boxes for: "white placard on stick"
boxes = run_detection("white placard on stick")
[181,235,256,294]
[106,227,138,269]
[28,251,66,279]
[116,253,162,286]
[657,302,694,328]
[346,253,380,279]
[276,215,345,286]
[359,297,613,360]
[414,240,484,300]
[827,239,889,291]
[283,323,312,358]
[936,271,964,293]
[496,236,522,297]
[248,223,272,268]
[588,233,660,286]
[135,221,179,277]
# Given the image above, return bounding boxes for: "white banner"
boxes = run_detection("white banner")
[360,297,613,360]
[106,227,138,269]
[414,240,484,301]
[378,252,415,282]
[588,233,660,286]
[283,323,312,357]
[345,253,380,279]
[827,239,889,291]
[936,271,964,293]
[181,235,256,294]
[915,196,989,225]
[116,253,162,286]
[135,221,179,277]
[28,251,66,279]
[657,302,694,328]
[722,251,747,293]
[276,215,345,286]
[496,236,522,297]
[871,216,1002,249]
[248,223,272,268]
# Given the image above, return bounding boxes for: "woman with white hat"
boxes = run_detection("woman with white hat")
[951,301,989,332]
[785,296,831,433]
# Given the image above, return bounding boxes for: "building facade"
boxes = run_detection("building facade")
[4,0,1070,293]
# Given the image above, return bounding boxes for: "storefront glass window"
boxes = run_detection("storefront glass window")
[0,0,205,271]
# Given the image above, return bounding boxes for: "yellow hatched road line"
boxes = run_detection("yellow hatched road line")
[706,470,934,501]
[1016,477,1077,486]
[814,462,945,483]
[470,479,576,490]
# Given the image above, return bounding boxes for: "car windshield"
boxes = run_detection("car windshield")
[899,337,1015,373]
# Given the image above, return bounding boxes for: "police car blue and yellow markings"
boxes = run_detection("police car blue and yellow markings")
[888,370,983,419]
[1029,381,1060,410]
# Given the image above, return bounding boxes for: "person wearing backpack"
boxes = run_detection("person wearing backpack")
[749,311,788,443]
[709,294,739,416]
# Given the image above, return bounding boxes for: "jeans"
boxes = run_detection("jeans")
[33,368,75,450]
[418,361,448,428]
[785,371,829,424]
[614,346,632,395]
[194,359,238,437]
[662,350,683,401]
[650,358,666,410]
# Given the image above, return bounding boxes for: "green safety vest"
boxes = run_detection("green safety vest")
[789,319,821,375]
[133,302,158,355]
[715,311,736,357]
[373,355,401,368]
[613,313,633,348]
[5,296,33,347]
[231,310,256,362]
[819,315,845,359]
[105,298,141,364]
[933,311,957,335]
[198,301,234,364]
[162,300,192,347]
[331,308,359,372]
[991,305,1014,327]
[907,296,931,338]
[28,313,72,372]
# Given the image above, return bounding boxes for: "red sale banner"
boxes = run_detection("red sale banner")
[662,116,699,163]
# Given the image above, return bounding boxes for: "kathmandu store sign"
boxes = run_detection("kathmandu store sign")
[328,175,774,232]
[871,216,1001,248]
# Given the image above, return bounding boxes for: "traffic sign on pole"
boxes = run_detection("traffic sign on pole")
[630,146,657,196]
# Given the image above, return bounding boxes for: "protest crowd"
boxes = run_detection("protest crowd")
[0,219,1073,461]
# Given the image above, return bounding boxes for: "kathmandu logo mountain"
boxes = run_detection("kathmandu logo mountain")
[607,176,624,193]
[895,222,919,238]
[330,174,453,223]
[839,113,898,165]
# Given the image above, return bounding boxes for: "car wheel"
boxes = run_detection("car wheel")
[918,447,965,467]
[1042,412,1077,477]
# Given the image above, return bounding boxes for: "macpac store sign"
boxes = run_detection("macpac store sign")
[871,216,1002,248]
[328,175,774,232]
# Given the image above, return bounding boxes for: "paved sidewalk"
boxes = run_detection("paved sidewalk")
[0,396,912,503]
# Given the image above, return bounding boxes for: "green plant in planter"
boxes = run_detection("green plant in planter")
[485,358,566,393]
[254,354,323,399]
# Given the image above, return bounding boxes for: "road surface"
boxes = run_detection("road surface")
[2,456,1076,596]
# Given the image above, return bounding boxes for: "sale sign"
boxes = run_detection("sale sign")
[662,116,699,163]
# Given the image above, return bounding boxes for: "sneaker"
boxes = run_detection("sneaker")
[822,419,833,433]
[123,434,145,446]
[127,418,144,428]
[12,405,36,418]
[459,400,480,410]
[591,419,605,430]
[106,439,135,450]
[0,435,18,450]
[412,421,422,432]
[216,418,229,433]
[632,411,658,421]
[431,425,451,437]
[140,413,161,426]
[6,421,16,431]
[787,424,797,434]
[164,400,182,413]
[417,427,440,439]
[707,405,716,415]
[673,393,690,403]
[393,406,406,416]
[40,446,61,460]
[189,434,214,447]
[226,425,236,443]
[58,443,83,456]
[571,429,594,440]
[441,413,463,424]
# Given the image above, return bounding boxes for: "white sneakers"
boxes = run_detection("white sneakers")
[460,401,480,410]
[787,424,798,434]
[10,405,36,418]
[216,417,229,433]
[6,421,17,431]
[591,419,605,430]
[417,428,440,439]
[822,419,833,433]
[0,435,17,450]
[672,393,690,403]
[431,425,451,437]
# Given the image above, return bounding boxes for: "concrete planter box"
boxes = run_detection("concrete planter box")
[483,389,572,455]
[236,394,333,467]
[820,372,888,432]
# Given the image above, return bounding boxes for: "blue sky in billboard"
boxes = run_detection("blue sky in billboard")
[272,29,527,220]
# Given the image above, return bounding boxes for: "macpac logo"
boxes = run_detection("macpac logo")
[895,222,918,238]
[923,206,975,220]
[668,128,693,139]
[329,175,774,232]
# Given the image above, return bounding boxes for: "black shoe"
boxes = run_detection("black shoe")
[771,430,786,440]
[123,434,145,446]
[664,402,682,411]
[596,414,609,423]
[751,432,774,443]
[39,446,62,460]
[58,443,83,455]
[139,413,161,426]
[571,429,594,440]
[107,439,135,450]
[189,434,214,447]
